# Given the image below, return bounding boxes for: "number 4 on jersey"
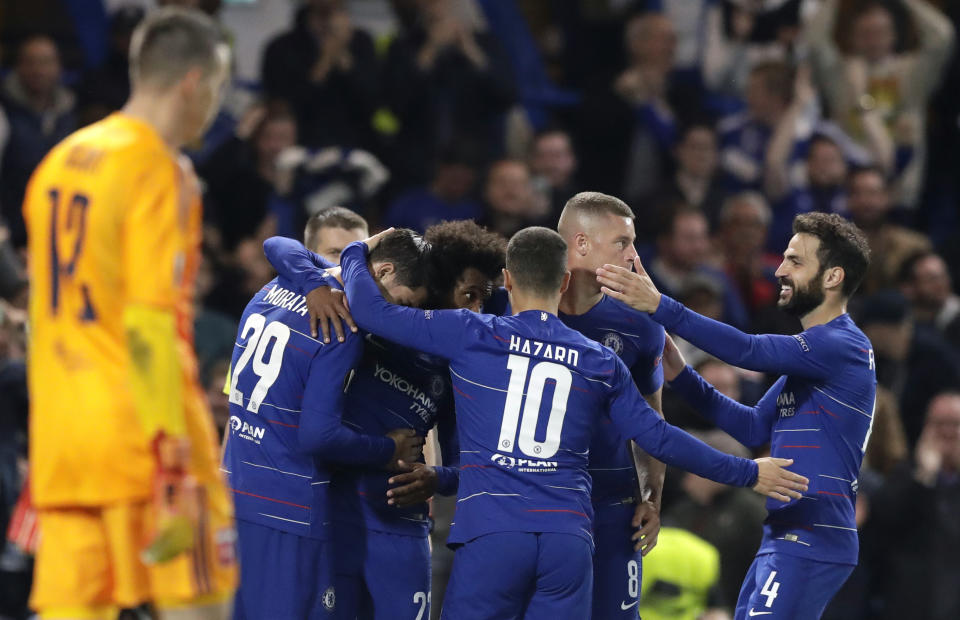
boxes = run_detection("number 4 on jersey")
[760,570,780,608]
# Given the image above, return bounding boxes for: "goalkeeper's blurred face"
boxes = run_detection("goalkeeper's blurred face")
[776,233,826,318]
[182,43,230,143]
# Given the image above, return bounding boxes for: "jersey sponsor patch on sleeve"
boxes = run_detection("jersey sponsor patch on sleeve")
[793,334,810,352]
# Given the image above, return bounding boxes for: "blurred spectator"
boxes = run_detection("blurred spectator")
[261,0,379,150]
[806,0,955,208]
[637,527,730,620]
[664,355,762,432]
[198,248,250,321]
[0,35,77,247]
[846,166,930,295]
[0,99,8,173]
[0,224,26,305]
[766,131,852,250]
[303,206,368,265]
[193,253,238,384]
[576,12,689,204]
[864,386,909,477]
[717,61,795,193]
[528,128,579,222]
[282,144,390,225]
[232,238,277,306]
[663,429,767,610]
[384,145,483,233]
[714,192,780,318]
[658,0,714,79]
[870,391,960,620]
[204,357,232,440]
[858,290,960,445]
[614,13,681,204]
[642,123,725,241]
[699,358,741,404]
[646,207,749,329]
[0,298,28,619]
[383,0,515,187]
[479,159,548,238]
[702,0,802,98]
[899,250,960,351]
[200,104,298,252]
[75,5,144,126]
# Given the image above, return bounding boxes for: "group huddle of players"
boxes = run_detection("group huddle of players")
[227,200,683,619]
[22,6,877,620]
[223,185,871,620]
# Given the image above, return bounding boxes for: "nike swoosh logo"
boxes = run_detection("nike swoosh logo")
[748,610,772,617]
[620,601,638,610]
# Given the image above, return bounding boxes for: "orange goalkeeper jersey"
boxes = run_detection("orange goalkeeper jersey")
[25,113,221,508]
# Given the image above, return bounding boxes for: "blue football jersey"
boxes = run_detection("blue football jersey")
[224,274,395,538]
[657,296,877,565]
[559,297,665,519]
[333,336,458,537]
[340,242,759,549]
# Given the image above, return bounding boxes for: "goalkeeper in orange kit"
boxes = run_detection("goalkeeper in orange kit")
[23,8,236,619]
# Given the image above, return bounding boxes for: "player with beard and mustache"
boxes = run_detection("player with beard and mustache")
[596,212,877,620]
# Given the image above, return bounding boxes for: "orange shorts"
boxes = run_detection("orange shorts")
[31,483,237,618]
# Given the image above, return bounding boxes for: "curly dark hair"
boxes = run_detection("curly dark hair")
[793,212,871,297]
[424,220,507,307]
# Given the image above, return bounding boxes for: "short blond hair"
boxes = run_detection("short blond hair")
[560,191,633,222]
[130,7,223,88]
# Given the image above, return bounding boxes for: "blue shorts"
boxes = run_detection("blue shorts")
[441,532,592,620]
[592,506,642,619]
[233,519,340,619]
[734,553,855,620]
[335,527,431,620]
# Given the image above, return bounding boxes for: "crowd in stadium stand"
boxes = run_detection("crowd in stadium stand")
[1,1,960,619]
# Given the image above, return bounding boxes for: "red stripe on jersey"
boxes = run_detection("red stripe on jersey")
[232,489,310,510]
[452,384,475,399]
[266,419,299,428]
[286,343,312,356]
[819,406,840,419]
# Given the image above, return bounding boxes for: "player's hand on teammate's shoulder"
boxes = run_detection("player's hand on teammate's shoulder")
[661,335,685,382]
[596,256,662,314]
[386,428,425,471]
[386,461,438,507]
[307,286,357,343]
[630,499,661,556]
[752,457,809,503]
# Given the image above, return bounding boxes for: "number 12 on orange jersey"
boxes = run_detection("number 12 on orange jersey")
[48,188,96,321]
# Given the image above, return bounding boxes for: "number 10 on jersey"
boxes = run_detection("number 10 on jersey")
[497,354,572,460]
